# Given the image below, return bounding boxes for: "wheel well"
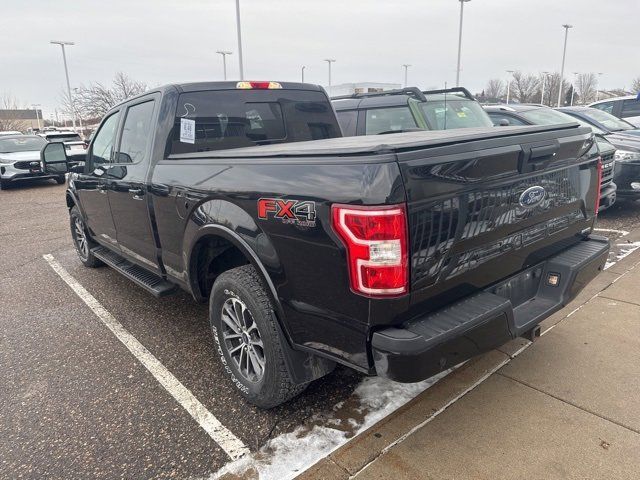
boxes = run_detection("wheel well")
[191,235,250,301]
[66,193,76,209]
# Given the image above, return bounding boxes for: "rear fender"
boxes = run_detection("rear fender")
[184,200,334,384]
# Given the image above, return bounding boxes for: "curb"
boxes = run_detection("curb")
[296,239,640,480]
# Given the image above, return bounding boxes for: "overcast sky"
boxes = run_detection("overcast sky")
[2,0,638,118]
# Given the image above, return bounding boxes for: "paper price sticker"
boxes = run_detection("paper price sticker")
[180,118,196,144]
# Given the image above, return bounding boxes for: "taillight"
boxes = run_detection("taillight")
[236,81,282,90]
[595,157,603,216]
[331,204,408,297]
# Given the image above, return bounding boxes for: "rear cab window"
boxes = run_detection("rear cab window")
[592,102,614,114]
[169,88,340,155]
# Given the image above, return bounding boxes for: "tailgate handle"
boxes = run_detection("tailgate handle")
[529,144,559,162]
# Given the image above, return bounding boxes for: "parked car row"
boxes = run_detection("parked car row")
[483,103,640,206]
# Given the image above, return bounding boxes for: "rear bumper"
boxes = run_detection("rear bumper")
[371,235,610,383]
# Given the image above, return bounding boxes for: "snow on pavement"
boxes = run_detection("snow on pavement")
[211,371,451,480]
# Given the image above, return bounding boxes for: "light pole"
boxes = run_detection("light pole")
[301,66,306,83]
[31,104,42,131]
[73,87,84,134]
[455,0,471,87]
[570,72,579,106]
[402,64,411,87]
[235,0,244,80]
[216,51,232,80]
[505,70,515,104]
[324,59,336,95]
[557,24,573,107]
[540,71,550,105]
[595,72,604,101]
[50,40,77,130]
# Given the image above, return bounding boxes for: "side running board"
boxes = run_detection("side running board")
[91,246,177,297]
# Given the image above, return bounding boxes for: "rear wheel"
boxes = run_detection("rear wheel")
[70,206,103,268]
[55,175,66,185]
[209,264,307,408]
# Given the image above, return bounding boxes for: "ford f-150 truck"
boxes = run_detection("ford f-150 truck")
[41,81,609,408]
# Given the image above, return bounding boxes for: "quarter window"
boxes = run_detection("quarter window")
[365,106,417,135]
[621,99,640,118]
[118,100,155,164]
[90,112,120,165]
[336,110,358,136]
[592,102,614,114]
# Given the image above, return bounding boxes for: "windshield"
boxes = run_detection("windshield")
[579,109,634,132]
[0,136,46,153]
[519,108,578,126]
[561,113,606,135]
[420,99,493,130]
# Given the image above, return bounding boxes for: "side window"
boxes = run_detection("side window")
[117,100,155,164]
[90,112,120,165]
[501,115,527,126]
[592,102,614,114]
[621,99,640,118]
[365,106,417,135]
[336,110,358,136]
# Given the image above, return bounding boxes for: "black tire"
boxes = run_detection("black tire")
[55,175,66,185]
[0,179,9,190]
[69,206,103,268]
[210,264,307,408]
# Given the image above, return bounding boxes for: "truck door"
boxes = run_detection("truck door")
[107,97,161,273]
[74,110,121,250]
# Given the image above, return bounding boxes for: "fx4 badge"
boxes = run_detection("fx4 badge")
[258,198,317,227]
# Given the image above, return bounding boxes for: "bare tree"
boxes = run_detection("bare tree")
[540,73,570,107]
[575,73,598,104]
[632,77,640,92]
[511,72,539,103]
[485,79,505,101]
[64,72,148,120]
[0,93,28,131]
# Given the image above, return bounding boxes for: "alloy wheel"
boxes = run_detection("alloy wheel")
[220,297,266,383]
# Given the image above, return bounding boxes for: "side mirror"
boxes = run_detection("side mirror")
[498,118,510,126]
[41,142,68,174]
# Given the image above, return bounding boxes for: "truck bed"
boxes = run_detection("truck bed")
[167,124,584,159]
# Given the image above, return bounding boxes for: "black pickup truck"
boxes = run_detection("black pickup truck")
[42,81,609,408]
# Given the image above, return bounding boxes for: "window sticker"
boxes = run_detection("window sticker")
[180,118,195,144]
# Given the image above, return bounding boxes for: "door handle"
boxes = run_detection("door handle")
[129,188,144,200]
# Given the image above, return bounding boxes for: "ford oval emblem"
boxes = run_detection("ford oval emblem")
[519,186,546,208]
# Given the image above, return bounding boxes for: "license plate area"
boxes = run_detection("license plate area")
[487,265,544,309]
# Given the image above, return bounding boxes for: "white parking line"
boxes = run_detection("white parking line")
[42,254,249,461]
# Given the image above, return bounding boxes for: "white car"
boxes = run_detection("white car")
[0,131,23,136]
[0,135,66,189]
[590,95,640,128]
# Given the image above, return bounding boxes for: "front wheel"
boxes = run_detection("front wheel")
[209,264,307,408]
[55,175,66,185]
[69,206,103,268]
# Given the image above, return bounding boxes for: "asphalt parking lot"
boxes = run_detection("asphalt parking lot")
[2,178,639,479]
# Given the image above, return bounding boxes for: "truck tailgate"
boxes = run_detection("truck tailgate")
[396,124,599,313]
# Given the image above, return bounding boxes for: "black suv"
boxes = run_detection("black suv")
[332,87,494,136]
[558,107,640,200]
[484,104,618,210]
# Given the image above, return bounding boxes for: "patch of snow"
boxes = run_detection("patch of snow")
[604,241,640,270]
[211,371,450,480]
